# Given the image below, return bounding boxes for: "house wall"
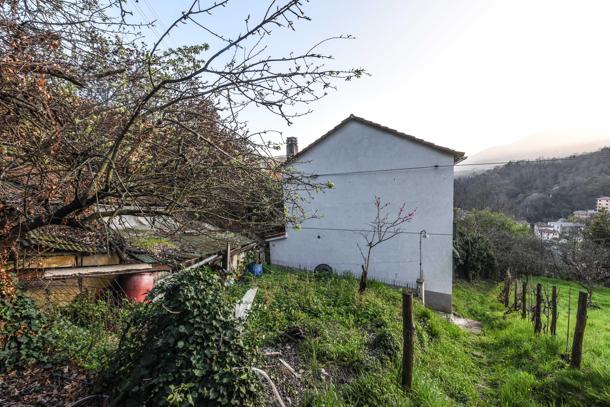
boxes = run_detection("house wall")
[597,197,610,211]
[270,121,456,312]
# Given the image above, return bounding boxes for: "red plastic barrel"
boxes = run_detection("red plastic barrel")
[120,272,155,302]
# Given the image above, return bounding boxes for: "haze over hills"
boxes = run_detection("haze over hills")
[457,130,610,175]
[454,147,610,222]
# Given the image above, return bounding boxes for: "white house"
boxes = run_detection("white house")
[269,115,465,312]
[548,219,584,237]
[534,223,560,241]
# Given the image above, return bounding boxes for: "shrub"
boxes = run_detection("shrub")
[1,289,136,372]
[454,209,538,281]
[106,267,261,406]
[0,291,52,370]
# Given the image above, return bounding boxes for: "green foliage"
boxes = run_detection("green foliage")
[466,209,531,236]
[248,267,610,406]
[0,292,52,370]
[585,208,610,246]
[339,370,411,407]
[107,267,261,407]
[244,266,481,406]
[1,290,137,372]
[454,209,537,280]
[540,367,610,406]
[50,294,139,371]
[453,277,610,406]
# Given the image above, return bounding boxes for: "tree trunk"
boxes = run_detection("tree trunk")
[359,247,372,293]
[359,264,367,293]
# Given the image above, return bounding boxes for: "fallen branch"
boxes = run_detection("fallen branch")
[252,367,286,407]
[279,358,301,379]
[68,394,109,407]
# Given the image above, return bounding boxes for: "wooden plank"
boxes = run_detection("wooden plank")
[45,263,153,279]
[81,254,121,266]
[235,288,258,320]
[20,255,77,269]
[183,254,220,271]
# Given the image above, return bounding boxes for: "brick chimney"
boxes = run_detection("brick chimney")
[286,137,298,159]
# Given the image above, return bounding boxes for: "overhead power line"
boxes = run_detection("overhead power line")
[304,154,610,178]
[297,226,453,237]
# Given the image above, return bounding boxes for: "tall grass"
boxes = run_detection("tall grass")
[242,267,610,406]
[454,278,610,406]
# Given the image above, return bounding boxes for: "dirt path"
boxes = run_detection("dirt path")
[451,314,483,334]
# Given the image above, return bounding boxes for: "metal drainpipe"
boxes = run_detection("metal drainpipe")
[417,230,428,305]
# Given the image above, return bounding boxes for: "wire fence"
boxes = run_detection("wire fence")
[500,276,589,367]
[16,273,167,308]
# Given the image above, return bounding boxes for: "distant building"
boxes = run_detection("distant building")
[534,223,559,241]
[597,196,610,211]
[548,218,584,237]
[573,209,597,221]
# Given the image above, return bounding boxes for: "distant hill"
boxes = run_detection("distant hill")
[454,147,610,222]
[457,130,610,175]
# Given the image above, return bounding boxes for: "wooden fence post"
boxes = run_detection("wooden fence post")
[565,288,572,354]
[513,279,518,310]
[570,291,588,369]
[550,286,557,336]
[503,271,511,307]
[521,281,527,319]
[402,290,414,391]
[534,283,542,334]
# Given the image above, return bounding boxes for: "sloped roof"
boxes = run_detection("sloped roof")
[121,225,254,268]
[19,225,163,265]
[288,115,466,164]
[21,226,109,253]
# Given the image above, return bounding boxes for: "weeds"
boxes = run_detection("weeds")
[245,267,610,406]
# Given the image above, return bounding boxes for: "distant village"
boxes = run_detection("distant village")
[533,196,610,241]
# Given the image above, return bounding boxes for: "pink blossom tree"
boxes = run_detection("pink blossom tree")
[357,197,415,293]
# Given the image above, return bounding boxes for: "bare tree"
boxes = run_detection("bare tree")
[558,239,610,306]
[0,0,364,296]
[357,197,415,293]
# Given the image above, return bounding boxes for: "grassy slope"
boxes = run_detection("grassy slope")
[242,266,610,406]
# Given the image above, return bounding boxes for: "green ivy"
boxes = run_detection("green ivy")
[0,291,53,370]
[106,267,261,406]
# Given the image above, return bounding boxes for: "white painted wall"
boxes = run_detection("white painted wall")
[270,120,456,305]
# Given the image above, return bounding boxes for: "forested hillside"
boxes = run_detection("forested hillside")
[454,147,610,222]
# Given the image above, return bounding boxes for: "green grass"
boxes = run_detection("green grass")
[454,277,610,406]
[241,266,610,406]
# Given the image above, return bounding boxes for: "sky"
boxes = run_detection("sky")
[137,0,610,156]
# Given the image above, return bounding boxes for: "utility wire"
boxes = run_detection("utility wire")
[303,154,610,178]
[296,226,453,237]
